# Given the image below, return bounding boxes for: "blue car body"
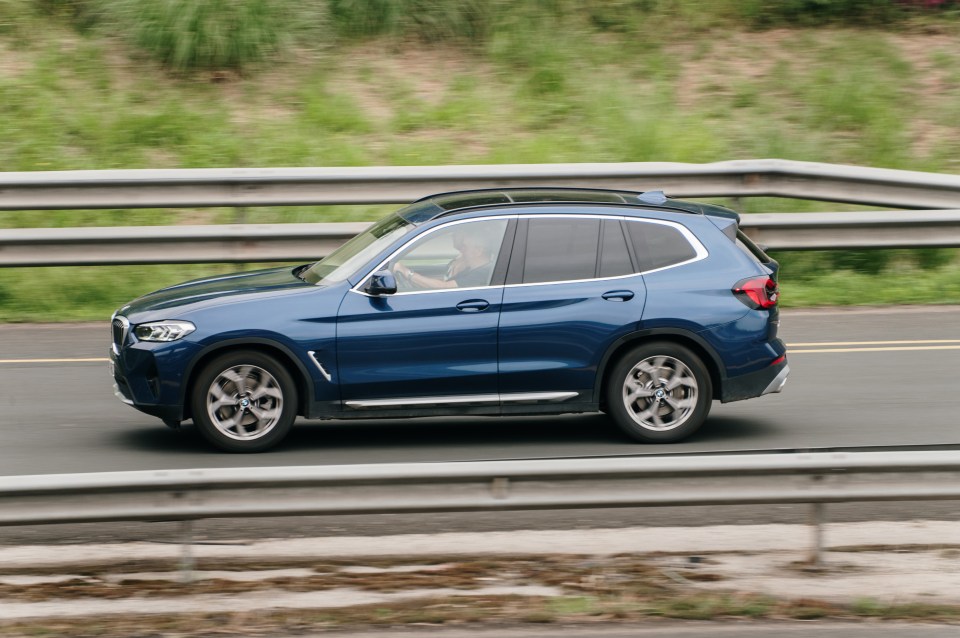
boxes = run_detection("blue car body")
[110,188,787,449]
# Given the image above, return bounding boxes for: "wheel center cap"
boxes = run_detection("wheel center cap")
[239,398,250,408]
[655,389,665,399]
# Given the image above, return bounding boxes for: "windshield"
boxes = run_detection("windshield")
[302,214,413,285]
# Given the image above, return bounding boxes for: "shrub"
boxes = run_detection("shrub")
[329,0,492,42]
[100,0,325,71]
[739,0,906,27]
[915,248,956,270]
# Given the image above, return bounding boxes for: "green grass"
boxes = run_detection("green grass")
[2,9,960,320]
[781,261,960,308]
[0,264,241,322]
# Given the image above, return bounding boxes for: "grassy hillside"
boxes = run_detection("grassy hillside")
[1,2,959,320]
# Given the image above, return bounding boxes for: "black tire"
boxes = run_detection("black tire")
[190,350,298,452]
[605,341,712,443]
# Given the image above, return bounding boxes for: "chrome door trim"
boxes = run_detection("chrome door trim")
[344,391,579,409]
[345,394,500,408]
[501,391,579,403]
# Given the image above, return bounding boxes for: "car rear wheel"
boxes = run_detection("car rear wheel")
[191,351,297,452]
[606,342,712,443]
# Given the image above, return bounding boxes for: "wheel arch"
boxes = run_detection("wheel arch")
[594,329,725,407]
[179,338,314,421]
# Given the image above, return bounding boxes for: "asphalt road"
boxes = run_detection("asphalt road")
[3,305,959,476]
[1,305,959,544]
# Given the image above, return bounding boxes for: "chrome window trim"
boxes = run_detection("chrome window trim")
[350,282,500,298]
[344,391,579,409]
[350,213,708,297]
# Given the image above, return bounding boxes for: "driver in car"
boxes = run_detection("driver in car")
[394,230,495,290]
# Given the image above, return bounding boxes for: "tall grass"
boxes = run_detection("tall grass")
[26,0,960,71]
[105,0,310,71]
[330,0,491,41]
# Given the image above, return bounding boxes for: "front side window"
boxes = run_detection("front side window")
[391,219,509,292]
[303,214,413,285]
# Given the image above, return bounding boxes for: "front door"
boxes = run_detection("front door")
[336,217,513,409]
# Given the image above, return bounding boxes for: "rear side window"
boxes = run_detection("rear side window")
[522,218,601,284]
[626,221,697,271]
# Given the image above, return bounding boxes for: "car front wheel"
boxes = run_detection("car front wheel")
[606,342,712,443]
[191,351,297,452]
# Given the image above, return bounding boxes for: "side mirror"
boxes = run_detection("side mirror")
[366,269,397,296]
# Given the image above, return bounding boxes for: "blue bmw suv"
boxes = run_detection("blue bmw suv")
[110,188,788,452]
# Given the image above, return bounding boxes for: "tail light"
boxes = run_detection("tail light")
[733,276,779,310]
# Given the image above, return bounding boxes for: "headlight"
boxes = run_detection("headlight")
[134,320,196,342]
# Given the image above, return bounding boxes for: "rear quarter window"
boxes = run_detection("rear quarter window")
[626,221,697,271]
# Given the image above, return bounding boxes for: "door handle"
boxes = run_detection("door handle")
[456,299,490,312]
[602,290,635,302]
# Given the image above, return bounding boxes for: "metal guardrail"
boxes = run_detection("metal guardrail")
[3,160,960,266]
[0,223,371,266]
[3,451,960,570]
[3,159,960,210]
[741,209,960,250]
[4,210,960,266]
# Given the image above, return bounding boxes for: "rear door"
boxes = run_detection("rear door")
[497,214,647,405]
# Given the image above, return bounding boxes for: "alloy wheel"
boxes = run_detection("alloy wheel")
[621,355,699,431]
[206,365,284,441]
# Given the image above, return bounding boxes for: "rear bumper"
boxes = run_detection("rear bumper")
[762,363,790,395]
[720,358,789,403]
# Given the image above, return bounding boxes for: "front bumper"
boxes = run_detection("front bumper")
[109,346,183,422]
[720,358,789,403]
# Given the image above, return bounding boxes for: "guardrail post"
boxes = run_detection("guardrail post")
[232,206,249,271]
[180,519,195,583]
[808,503,825,567]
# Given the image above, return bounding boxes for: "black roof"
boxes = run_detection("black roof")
[398,187,739,223]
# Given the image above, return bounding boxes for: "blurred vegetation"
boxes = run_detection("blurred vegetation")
[1,0,960,319]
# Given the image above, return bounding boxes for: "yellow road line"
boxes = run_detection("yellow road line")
[788,339,960,347]
[0,358,109,364]
[789,345,960,354]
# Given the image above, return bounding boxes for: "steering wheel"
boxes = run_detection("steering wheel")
[392,263,427,291]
